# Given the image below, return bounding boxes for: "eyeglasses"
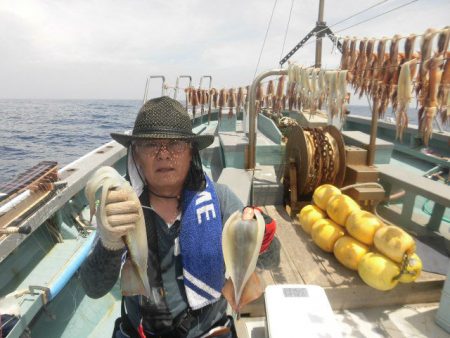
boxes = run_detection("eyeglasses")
[133,139,191,157]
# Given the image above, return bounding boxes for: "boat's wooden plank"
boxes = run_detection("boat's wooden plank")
[264,205,357,287]
[325,279,445,310]
[262,205,328,286]
[259,206,304,285]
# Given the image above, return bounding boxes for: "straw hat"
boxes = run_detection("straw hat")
[111,96,214,150]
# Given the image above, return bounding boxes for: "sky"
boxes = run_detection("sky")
[0,0,448,100]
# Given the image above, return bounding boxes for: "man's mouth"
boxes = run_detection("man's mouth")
[156,167,175,173]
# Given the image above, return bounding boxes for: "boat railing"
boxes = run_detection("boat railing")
[247,68,288,169]
[143,75,166,103]
[174,75,192,100]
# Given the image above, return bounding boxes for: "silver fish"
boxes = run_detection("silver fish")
[85,166,151,298]
[222,208,265,310]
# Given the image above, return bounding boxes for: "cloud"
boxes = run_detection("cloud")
[0,0,449,99]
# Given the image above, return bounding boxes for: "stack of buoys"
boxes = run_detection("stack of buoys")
[297,184,423,291]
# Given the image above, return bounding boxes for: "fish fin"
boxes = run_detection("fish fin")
[222,272,263,312]
[120,259,147,297]
[237,271,264,310]
[222,277,237,311]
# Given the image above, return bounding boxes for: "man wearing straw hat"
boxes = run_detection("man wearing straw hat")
[80,96,276,338]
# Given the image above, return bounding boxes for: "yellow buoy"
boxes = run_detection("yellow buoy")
[333,236,370,270]
[358,252,400,291]
[398,253,423,283]
[345,210,384,245]
[297,205,327,234]
[373,225,416,263]
[312,184,341,211]
[311,218,345,252]
[326,194,360,226]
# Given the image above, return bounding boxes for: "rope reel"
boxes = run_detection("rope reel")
[284,124,346,199]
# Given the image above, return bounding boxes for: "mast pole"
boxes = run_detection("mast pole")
[315,0,325,68]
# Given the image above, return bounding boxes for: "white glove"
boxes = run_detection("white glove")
[97,188,139,251]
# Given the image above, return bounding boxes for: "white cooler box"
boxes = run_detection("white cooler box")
[264,284,342,338]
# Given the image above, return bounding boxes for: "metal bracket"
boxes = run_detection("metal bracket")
[279,25,342,66]
[28,285,51,305]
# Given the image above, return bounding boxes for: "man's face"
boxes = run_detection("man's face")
[133,139,192,192]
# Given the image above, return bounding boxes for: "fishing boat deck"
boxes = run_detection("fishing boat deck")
[241,205,446,317]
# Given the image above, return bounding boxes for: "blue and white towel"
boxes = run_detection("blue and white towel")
[180,175,224,310]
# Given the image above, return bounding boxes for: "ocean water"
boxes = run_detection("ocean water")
[0,99,141,185]
[0,99,446,185]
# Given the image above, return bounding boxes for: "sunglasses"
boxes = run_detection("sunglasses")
[133,139,191,156]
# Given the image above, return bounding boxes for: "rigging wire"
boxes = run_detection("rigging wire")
[295,0,420,53]
[334,0,419,34]
[328,0,390,30]
[253,0,279,80]
[280,0,295,62]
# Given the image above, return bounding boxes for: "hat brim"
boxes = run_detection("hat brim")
[111,131,214,150]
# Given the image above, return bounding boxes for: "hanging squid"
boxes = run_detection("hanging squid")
[218,88,227,119]
[417,28,438,131]
[228,88,236,118]
[275,75,285,115]
[236,87,245,115]
[421,55,443,146]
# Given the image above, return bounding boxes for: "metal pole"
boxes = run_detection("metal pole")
[248,69,288,169]
[143,77,149,104]
[174,75,192,100]
[315,0,325,68]
[367,98,378,166]
[199,75,212,90]
[147,75,166,98]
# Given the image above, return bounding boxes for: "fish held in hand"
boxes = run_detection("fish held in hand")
[85,166,151,298]
[222,208,265,311]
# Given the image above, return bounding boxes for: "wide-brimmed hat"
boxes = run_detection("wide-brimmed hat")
[111,96,214,150]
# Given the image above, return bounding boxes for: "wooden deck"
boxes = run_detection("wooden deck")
[241,205,446,317]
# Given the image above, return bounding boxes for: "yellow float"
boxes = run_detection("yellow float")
[345,210,384,246]
[297,205,327,234]
[312,184,341,211]
[311,218,345,252]
[326,194,360,226]
[373,225,416,263]
[398,253,423,283]
[358,252,400,291]
[333,236,370,270]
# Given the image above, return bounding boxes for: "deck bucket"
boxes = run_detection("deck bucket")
[436,264,450,333]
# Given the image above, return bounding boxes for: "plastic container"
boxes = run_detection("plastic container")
[435,264,450,333]
[264,284,342,338]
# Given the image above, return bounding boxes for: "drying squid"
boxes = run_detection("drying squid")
[340,37,351,70]
[326,71,339,118]
[353,38,368,91]
[417,29,437,129]
[218,88,227,119]
[210,88,218,109]
[421,55,444,146]
[228,88,236,118]
[236,87,244,114]
[438,53,450,125]
[275,75,285,115]
[191,88,199,118]
[256,83,264,114]
[370,38,388,99]
[337,70,349,121]
[265,80,274,110]
[360,39,375,98]
[85,166,151,298]
[396,59,418,141]
[348,38,359,73]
